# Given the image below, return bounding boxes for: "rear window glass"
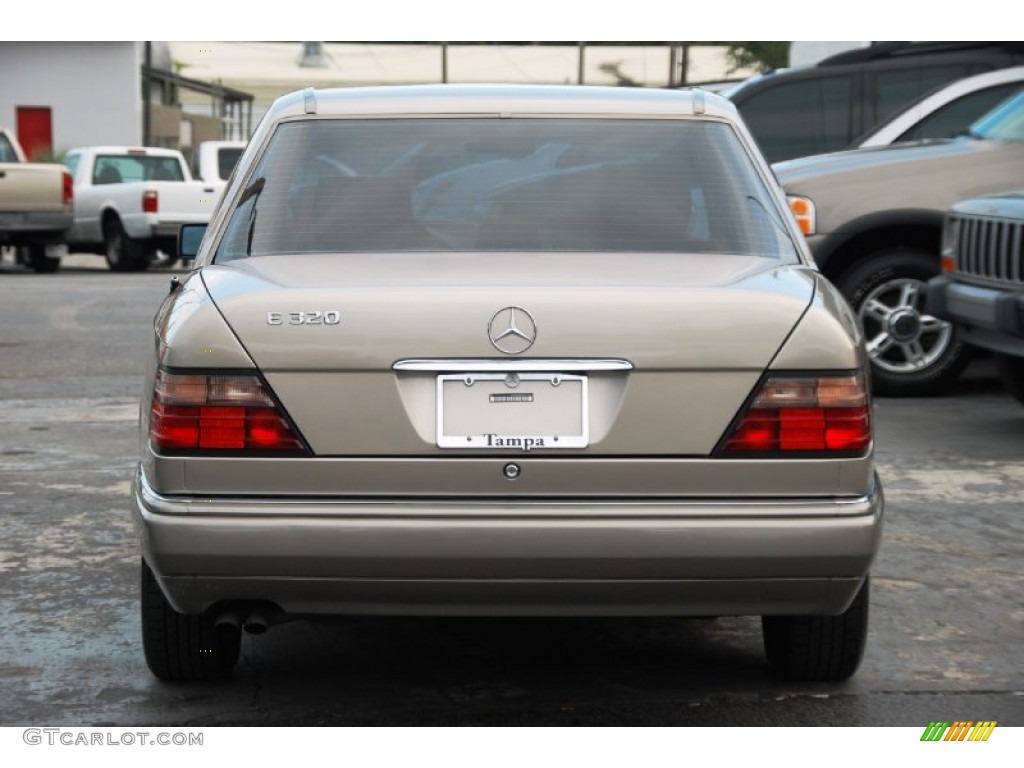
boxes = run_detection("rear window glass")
[971,90,1024,140]
[0,133,18,162]
[737,76,854,162]
[217,147,243,181]
[92,154,185,184]
[872,65,969,125]
[214,119,796,261]
[896,83,1023,142]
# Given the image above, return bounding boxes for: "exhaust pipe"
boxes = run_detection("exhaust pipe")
[214,608,244,631]
[243,605,284,635]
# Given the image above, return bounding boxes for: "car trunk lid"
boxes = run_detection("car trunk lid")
[202,252,815,457]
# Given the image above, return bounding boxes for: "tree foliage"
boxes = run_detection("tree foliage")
[721,42,789,73]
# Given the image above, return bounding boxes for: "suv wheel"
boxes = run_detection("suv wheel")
[837,249,970,396]
[995,354,1024,406]
[762,577,869,681]
[141,560,241,681]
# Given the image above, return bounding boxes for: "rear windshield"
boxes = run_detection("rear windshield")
[0,133,19,162]
[217,147,244,181]
[971,90,1024,140]
[214,118,796,261]
[92,154,185,184]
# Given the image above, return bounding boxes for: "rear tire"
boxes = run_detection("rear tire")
[836,250,970,396]
[104,217,151,272]
[23,244,62,273]
[141,560,241,681]
[762,577,869,681]
[995,354,1024,406]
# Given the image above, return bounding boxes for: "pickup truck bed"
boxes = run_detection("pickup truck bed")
[0,127,73,272]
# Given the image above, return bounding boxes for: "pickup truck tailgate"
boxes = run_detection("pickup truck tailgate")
[0,163,69,213]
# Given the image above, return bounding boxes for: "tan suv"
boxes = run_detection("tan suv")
[775,89,1024,396]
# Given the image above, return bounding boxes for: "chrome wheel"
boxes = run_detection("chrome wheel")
[858,277,952,375]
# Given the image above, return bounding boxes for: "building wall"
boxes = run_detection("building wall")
[182,113,224,150]
[0,42,140,152]
[150,104,182,148]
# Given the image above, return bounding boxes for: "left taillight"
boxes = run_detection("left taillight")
[718,373,870,456]
[62,171,73,206]
[149,370,306,453]
[142,189,158,214]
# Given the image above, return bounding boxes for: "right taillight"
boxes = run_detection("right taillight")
[149,370,306,453]
[719,373,870,455]
[62,171,73,207]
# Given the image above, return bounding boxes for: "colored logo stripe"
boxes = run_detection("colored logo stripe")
[969,722,997,741]
[920,721,997,742]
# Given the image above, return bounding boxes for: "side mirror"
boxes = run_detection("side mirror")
[178,223,207,260]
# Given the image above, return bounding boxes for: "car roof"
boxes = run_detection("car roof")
[818,41,1024,66]
[69,146,184,156]
[262,84,738,123]
[728,44,1024,103]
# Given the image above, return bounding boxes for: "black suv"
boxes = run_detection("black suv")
[728,42,1024,162]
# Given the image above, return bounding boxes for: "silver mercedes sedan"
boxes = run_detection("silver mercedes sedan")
[134,84,883,682]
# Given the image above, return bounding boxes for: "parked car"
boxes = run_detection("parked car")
[727,42,1024,162]
[192,140,245,192]
[855,66,1024,147]
[63,146,217,271]
[774,90,1024,396]
[927,191,1024,405]
[135,84,883,683]
[0,126,72,273]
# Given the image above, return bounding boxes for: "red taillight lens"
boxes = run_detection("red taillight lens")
[721,374,870,455]
[149,371,304,452]
[62,171,73,206]
[142,189,158,213]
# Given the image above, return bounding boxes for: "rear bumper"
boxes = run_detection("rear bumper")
[0,210,72,243]
[133,470,884,617]
[149,219,208,253]
[151,220,190,238]
[928,275,1024,356]
[117,216,205,242]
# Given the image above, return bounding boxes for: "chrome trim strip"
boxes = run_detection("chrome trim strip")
[136,469,882,516]
[393,358,634,373]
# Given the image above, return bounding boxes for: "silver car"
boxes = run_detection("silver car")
[134,85,884,683]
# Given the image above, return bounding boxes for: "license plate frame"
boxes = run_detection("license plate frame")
[435,372,589,450]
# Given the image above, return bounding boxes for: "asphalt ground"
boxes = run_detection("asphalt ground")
[0,252,1022,726]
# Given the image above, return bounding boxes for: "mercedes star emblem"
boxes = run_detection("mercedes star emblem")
[487,306,537,355]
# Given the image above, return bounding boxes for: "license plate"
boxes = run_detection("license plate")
[436,373,588,450]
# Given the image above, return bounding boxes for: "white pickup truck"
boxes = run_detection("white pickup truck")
[63,146,218,271]
[0,127,73,272]
[193,140,245,192]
